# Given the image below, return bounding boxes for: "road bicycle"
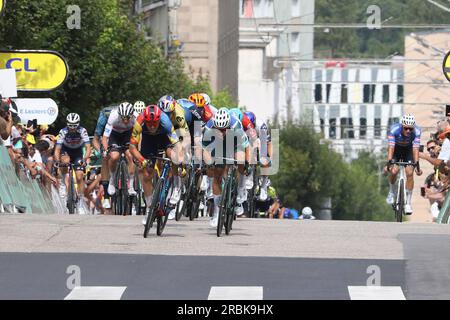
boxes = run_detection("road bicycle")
[176,162,205,221]
[108,144,131,216]
[216,158,239,237]
[143,156,175,238]
[57,161,84,214]
[390,161,417,223]
[246,163,259,218]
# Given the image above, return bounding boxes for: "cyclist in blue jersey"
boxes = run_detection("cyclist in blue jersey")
[384,114,423,214]
[92,104,118,209]
[54,113,92,208]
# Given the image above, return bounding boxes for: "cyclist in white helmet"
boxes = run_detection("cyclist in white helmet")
[102,102,138,197]
[202,108,251,227]
[54,113,92,209]
[384,114,423,215]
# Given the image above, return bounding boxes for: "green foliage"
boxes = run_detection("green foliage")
[0,0,210,132]
[272,122,394,221]
[315,0,449,58]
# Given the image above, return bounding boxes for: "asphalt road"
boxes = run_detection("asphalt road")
[0,214,449,300]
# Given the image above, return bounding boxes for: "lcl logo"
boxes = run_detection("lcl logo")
[5,58,38,72]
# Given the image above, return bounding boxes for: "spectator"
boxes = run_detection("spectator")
[299,207,316,220]
[0,98,14,141]
[267,198,283,219]
[252,184,277,218]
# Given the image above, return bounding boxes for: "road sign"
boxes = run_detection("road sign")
[12,98,59,125]
[0,1,5,15]
[0,69,17,98]
[444,51,450,83]
[0,50,69,91]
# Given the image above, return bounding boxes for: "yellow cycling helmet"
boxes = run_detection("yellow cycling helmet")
[26,134,36,145]
[189,93,206,108]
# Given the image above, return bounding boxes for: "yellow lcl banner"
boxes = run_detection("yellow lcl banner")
[0,1,4,15]
[444,51,450,83]
[0,50,69,91]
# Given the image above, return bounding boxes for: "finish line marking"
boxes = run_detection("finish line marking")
[64,286,127,300]
[348,286,406,300]
[208,286,263,300]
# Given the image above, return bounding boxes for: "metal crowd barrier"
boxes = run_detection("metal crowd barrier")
[437,191,450,224]
[0,144,59,214]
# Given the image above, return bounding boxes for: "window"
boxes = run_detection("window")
[320,118,325,135]
[315,84,322,102]
[292,0,301,17]
[252,0,274,18]
[240,0,254,18]
[360,118,367,138]
[374,118,381,137]
[290,32,300,53]
[397,85,404,103]
[382,85,389,103]
[341,118,354,139]
[326,84,331,103]
[329,118,337,139]
[341,84,348,103]
[388,117,399,128]
[363,84,375,103]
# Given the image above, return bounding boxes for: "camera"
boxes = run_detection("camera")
[419,145,424,152]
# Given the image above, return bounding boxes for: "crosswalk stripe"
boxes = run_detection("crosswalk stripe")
[348,286,406,300]
[208,286,263,300]
[64,286,127,300]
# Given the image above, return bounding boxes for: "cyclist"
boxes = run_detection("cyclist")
[158,95,191,207]
[102,102,137,197]
[129,105,180,223]
[54,113,92,208]
[384,114,423,215]
[202,108,250,227]
[93,104,119,209]
[245,111,272,201]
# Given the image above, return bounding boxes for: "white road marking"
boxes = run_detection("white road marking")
[64,286,127,300]
[208,286,263,300]
[348,286,406,300]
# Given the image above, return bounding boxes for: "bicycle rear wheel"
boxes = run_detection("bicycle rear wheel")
[225,175,238,235]
[217,178,229,237]
[143,179,163,238]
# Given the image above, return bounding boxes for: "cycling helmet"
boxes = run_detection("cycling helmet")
[118,102,134,118]
[177,98,196,109]
[189,93,206,108]
[302,207,313,216]
[143,105,162,125]
[66,113,80,126]
[401,114,415,126]
[244,111,256,126]
[158,95,175,113]
[134,101,146,114]
[213,108,231,129]
[230,108,243,122]
[201,93,211,106]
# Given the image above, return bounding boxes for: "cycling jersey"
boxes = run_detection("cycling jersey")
[203,113,249,150]
[130,112,178,148]
[255,119,272,142]
[186,102,217,124]
[103,109,137,138]
[165,102,190,133]
[388,123,421,148]
[94,105,118,137]
[56,127,90,150]
[241,113,255,131]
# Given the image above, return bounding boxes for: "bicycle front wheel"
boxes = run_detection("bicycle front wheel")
[397,180,404,223]
[157,178,172,236]
[144,179,163,238]
[217,178,229,237]
[67,171,76,214]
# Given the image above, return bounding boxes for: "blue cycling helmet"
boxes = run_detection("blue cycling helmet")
[230,108,243,122]
[158,95,175,112]
[244,111,256,126]
[177,98,195,109]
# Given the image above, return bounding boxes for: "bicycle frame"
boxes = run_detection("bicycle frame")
[396,165,407,210]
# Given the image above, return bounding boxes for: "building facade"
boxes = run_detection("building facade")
[311,62,405,161]
[238,0,315,123]
[135,0,239,98]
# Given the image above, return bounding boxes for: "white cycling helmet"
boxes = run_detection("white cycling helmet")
[66,113,80,126]
[134,101,146,114]
[401,114,415,126]
[118,102,134,118]
[213,108,231,129]
[201,93,211,106]
[302,207,313,216]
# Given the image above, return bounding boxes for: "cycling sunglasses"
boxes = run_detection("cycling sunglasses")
[67,124,78,129]
[403,126,414,132]
[121,115,132,121]
[427,146,436,152]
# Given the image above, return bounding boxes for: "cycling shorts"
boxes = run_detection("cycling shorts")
[140,134,172,163]
[393,145,413,163]
[108,129,133,151]
[61,146,84,171]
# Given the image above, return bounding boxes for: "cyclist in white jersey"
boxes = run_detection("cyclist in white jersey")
[102,102,137,196]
